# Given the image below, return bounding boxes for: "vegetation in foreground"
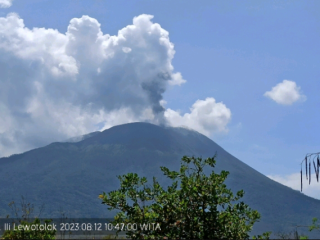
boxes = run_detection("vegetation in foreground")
[2,155,320,239]
[1,197,56,240]
[99,155,271,239]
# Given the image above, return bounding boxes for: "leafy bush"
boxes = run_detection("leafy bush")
[1,196,56,240]
[99,155,271,239]
[2,218,56,240]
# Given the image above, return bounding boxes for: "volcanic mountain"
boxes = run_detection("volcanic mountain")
[0,122,318,237]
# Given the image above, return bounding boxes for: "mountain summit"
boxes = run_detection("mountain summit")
[0,122,318,237]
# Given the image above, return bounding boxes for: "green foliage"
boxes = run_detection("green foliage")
[309,217,320,232]
[274,217,320,240]
[294,217,320,239]
[1,196,56,240]
[2,218,56,240]
[99,155,269,239]
[275,229,307,240]
[252,231,272,239]
[299,235,309,239]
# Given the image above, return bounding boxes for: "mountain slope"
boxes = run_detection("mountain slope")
[0,122,318,237]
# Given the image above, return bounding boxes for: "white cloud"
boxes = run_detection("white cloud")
[0,12,232,158]
[0,0,13,8]
[165,97,231,137]
[122,47,132,53]
[268,173,320,200]
[159,99,167,107]
[264,80,306,105]
[0,13,189,157]
[168,72,186,86]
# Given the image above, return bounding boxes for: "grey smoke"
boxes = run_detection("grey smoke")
[0,13,186,157]
[0,13,232,158]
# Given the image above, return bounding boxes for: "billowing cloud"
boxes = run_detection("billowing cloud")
[268,173,320,200]
[165,98,231,137]
[0,0,13,8]
[0,13,231,158]
[264,80,306,105]
[0,13,189,157]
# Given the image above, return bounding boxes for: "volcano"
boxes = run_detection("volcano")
[0,122,318,237]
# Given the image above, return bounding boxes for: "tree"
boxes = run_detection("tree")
[99,155,270,239]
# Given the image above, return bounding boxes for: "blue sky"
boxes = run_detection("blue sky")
[0,0,319,198]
